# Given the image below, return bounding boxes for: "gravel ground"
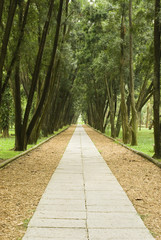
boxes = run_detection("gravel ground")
[84,125,161,240]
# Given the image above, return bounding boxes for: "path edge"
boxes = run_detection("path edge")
[0,126,70,169]
[86,124,161,169]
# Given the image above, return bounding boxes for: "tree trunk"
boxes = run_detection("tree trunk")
[2,127,9,138]
[14,64,24,150]
[116,105,121,137]
[105,77,115,138]
[129,0,138,145]
[146,103,150,128]
[153,0,161,158]
[138,111,142,131]
[22,0,55,135]
[2,0,31,96]
[120,6,131,144]
[0,0,18,103]
[28,120,41,144]
[26,0,64,143]
[0,0,4,28]
[14,2,25,151]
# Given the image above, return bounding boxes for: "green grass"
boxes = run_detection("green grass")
[22,218,31,229]
[125,128,154,157]
[0,136,22,159]
[105,127,156,158]
[0,126,68,160]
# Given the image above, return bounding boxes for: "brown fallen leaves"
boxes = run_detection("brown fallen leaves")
[0,126,75,240]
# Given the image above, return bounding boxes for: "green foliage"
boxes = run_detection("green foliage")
[0,0,157,151]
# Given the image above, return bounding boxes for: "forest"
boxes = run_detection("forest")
[0,0,161,158]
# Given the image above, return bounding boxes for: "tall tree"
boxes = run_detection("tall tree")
[26,0,64,144]
[153,0,161,158]
[0,0,18,103]
[2,0,31,97]
[129,0,138,145]
[20,0,56,148]
[120,3,131,144]
[14,0,64,150]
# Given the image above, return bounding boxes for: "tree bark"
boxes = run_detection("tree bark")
[0,0,4,28]
[146,103,150,128]
[0,0,18,103]
[22,0,55,136]
[14,2,25,150]
[2,0,31,96]
[116,104,121,137]
[129,0,138,145]
[120,6,131,144]
[2,127,9,138]
[105,77,115,138]
[14,64,23,150]
[26,0,64,143]
[153,0,161,158]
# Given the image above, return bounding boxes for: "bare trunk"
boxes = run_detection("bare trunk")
[129,0,138,145]
[0,0,18,103]
[146,103,150,128]
[14,64,24,150]
[0,0,4,28]
[153,0,161,158]
[116,105,121,137]
[105,77,115,138]
[2,127,9,138]
[22,0,55,134]
[14,3,26,151]
[2,0,31,95]
[120,7,131,144]
[26,0,64,143]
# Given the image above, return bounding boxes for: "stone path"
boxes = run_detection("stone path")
[23,125,154,240]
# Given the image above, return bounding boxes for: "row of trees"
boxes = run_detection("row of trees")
[72,0,161,158]
[0,0,79,150]
[0,0,160,158]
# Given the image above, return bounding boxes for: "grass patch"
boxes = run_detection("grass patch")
[125,128,154,157]
[22,218,31,229]
[0,126,68,160]
[98,149,102,153]
[0,136,22,160]
[105,127,160,160]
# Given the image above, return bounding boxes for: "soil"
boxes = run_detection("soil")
[84,125,161,240]
[0,125,161,240]
[0,126,75,240]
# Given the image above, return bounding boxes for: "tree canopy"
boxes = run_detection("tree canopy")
[0,0,160,158]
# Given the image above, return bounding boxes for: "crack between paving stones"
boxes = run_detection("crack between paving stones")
[80,131,90,240]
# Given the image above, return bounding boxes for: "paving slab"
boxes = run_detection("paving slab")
[87,204,137,213]
[36,204,86,212]
[42,190,85,198]
[38,201,86,211]
[88,229,154,240]
[32,210,86,219]
[23,125,154,240]
[28,218,86,228]
[87,212,146,228]
[23,228,88,240]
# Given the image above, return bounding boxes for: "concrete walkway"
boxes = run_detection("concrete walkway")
[23,125,154,240]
